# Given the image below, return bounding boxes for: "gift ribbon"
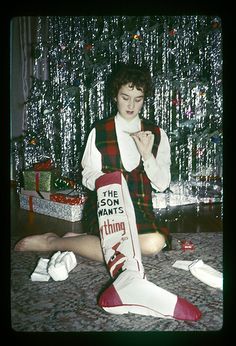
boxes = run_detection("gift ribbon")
[34,170,44,198]
[35,171,40,192]
[29,196,33,211]
[36,191,45,199]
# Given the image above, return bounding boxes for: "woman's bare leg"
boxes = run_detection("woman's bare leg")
[14,231,165,262]
[14,232,104,262]
[139,232,166,256]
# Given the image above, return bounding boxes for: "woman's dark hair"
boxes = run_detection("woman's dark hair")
[109,62,153,99]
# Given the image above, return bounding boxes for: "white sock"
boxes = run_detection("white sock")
[47,251,77,281]
[189,259,223,290]
[30,258,50,282]
[96,171,201,321]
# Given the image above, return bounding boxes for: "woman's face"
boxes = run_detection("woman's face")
[115,83,144,121]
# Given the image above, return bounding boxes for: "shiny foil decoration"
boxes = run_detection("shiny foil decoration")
[12,16,223,205]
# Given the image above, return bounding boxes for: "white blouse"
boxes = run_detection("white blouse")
[81,113,171,192]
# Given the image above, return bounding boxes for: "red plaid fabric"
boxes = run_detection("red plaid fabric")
[83,116,170,242]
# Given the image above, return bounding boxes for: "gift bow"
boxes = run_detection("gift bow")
[33,159,54,171]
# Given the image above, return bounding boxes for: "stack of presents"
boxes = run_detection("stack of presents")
[19,159,87,222]
[19,159,223,222]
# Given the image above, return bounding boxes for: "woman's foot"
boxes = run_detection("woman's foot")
[14,232,59,252]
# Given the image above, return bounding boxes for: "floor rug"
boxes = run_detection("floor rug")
[11,232,223,332]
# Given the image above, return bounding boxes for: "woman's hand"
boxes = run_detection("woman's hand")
[131,131,154,161]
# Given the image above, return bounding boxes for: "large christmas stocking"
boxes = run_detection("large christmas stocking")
[95,171,201,321]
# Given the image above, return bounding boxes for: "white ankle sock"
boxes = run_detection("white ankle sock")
[48,251,77,281]
[173,259,223,290]
[189,259,223,290]
[96,171,201,321]
[30,258,50,282]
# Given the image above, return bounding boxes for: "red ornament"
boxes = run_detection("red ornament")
[180,240,195,251]
[84,44,93,51]
[169,28,177,37]
[172,98,181,106]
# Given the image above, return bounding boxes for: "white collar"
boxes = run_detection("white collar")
[115,113,140,132]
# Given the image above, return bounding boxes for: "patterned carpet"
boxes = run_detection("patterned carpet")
[11,232,223,332]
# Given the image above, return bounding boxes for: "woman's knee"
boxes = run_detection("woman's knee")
[139,232,166,256]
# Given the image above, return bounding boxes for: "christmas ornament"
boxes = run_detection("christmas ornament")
[169,28,177,37]
[131,31,142,41]
[29,138,37,145]
[211,18,221,30]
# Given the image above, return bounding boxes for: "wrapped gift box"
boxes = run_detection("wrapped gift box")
[20,188,83,201]
[152,191,222,210]
[20,188,51,200]
[50,192,87,205]
[152,192,197,209]
[19,193,86,222]
[23,169,59,192]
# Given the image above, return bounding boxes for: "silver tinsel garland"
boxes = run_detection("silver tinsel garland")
[12,15,223,205]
